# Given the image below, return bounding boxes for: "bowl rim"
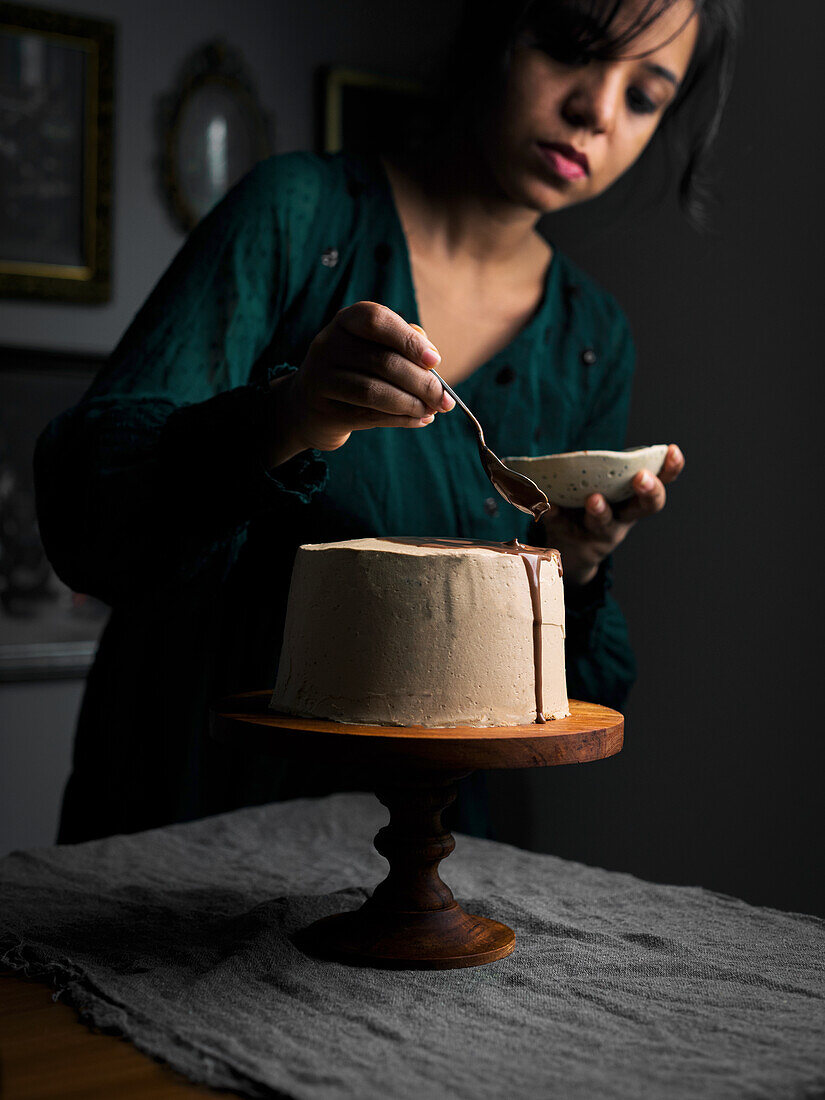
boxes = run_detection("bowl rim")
[503,444,668,463]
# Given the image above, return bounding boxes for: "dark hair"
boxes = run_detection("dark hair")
[430,0,743,229]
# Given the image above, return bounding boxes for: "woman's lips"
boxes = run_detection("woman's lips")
[537,142,590,181]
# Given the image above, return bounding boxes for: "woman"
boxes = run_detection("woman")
[36,0,740,843]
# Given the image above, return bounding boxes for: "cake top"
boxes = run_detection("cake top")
[298,536,562,566]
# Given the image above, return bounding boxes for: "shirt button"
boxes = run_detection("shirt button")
[484,497,499,516]
[321,247,339,268]
[374,242,392,264]
[581,347,597,365]
[495,365,515,385]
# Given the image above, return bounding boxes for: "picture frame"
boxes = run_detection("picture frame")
[159,40,272,233]
[0,2,114,303]
[0,345,107,681]
[318,66,423,156]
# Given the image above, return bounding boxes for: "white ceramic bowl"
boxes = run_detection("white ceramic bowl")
[503,445,669,508]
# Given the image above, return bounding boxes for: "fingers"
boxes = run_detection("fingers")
[409,323,456,411]
[341,403,436,431]
[613,469,667,524]
[552,462,676,536]
[544,494,618,534]
[362,338,452,411]
[336,302,441,369]
[590,448,683,525]
[325,368,438,420]
[326,307,454,413]
[301,303,459,442]
[659,443,685,485]
[541,502,614,587]
[318,331,452,413]
[582,494,618,536]
[541,453,682,586]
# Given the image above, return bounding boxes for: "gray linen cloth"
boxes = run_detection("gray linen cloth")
[1,793,823,1100]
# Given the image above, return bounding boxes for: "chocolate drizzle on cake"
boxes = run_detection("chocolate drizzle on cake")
[519,552,546,724]
[383,537,561,724]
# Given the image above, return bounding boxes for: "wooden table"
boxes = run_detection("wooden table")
[0,971,233,1099]
[211,693,623,970]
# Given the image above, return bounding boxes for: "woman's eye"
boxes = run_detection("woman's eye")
[536,39,592,67]
[552,48,591,67]
[626,86,657,115]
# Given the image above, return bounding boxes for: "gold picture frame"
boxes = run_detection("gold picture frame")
[0,2,114,302]
[319,67,423,155]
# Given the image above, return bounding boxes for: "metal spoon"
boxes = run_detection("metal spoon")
[431,368,551,522]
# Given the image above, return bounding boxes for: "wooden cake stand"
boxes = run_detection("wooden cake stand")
[210,693,623,970]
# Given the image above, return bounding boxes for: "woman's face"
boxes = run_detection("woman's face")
[482,0,700,214]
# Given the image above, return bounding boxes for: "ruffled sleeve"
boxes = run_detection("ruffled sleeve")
[34,157,328,610]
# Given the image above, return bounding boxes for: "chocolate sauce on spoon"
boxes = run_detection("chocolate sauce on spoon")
[478,445,551,522]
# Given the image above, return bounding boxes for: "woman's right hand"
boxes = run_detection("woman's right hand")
[269,302,454,461]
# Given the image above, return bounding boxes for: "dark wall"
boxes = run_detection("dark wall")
[490,2,825,917]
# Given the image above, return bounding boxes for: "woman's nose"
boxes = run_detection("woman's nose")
[561,66,624,135]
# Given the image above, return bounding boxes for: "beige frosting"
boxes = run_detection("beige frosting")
[271,538,569,728]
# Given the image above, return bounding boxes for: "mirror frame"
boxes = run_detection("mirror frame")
[159,40,272,233]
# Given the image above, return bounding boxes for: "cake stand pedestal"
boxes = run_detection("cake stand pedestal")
[210,694,623,970]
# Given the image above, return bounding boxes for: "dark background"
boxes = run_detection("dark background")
[2,0,823,917]
[489,1,825,917]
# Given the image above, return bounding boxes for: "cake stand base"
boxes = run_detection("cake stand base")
[296,771,514,969]
[296,905,514,970]
[210,695,624,970]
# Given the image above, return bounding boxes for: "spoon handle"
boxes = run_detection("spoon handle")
[430,369,486,446]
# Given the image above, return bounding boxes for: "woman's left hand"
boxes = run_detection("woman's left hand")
[540,444,685,587]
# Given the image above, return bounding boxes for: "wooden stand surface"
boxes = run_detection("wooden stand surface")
[210,694,623,970]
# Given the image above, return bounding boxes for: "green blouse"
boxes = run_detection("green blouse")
[35,152,637,843]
